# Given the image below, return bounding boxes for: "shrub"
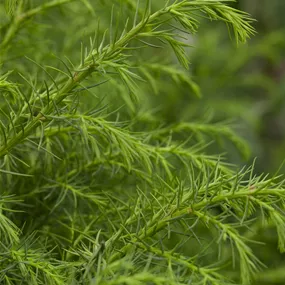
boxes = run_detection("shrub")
[0,1,284,284]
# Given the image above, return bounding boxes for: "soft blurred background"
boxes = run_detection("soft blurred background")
[189,0,285,174]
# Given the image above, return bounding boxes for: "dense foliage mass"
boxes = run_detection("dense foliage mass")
[0,1,285,284]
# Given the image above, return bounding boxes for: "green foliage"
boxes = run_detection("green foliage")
[0,1,284,285]
[186,23,285,173]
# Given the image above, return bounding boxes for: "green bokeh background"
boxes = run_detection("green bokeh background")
[189,0,285,174]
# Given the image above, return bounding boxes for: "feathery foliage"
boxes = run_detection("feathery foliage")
[0,0,284,284]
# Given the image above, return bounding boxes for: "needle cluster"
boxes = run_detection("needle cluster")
[0,1,284,285]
